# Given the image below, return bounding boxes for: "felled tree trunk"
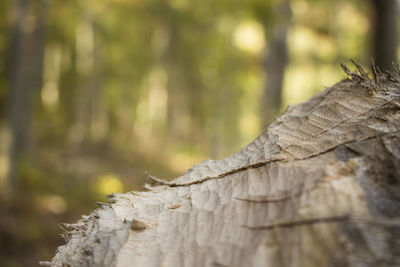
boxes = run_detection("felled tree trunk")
[44,64,400,267]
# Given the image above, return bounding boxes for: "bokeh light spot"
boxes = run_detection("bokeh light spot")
[233,20,265,54]
[37,195,67,214]
[97,173,124,195]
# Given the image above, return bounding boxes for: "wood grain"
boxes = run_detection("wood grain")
[44,64,400,267]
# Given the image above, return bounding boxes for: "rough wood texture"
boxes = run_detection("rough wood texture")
[44,63,400,267]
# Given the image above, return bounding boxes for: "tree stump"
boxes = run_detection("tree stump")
[44,63,400,267]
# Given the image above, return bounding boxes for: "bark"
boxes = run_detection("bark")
[7,0,47,191]
[44,63,400,267]
[370,0,398,70]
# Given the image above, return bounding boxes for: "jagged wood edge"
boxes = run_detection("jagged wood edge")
[146,61,400,188]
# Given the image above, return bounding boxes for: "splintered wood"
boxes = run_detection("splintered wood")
[45,64,400,267]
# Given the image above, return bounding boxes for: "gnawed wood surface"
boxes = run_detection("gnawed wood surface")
[44,64,400,267]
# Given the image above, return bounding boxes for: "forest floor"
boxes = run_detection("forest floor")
[0,139,179,267]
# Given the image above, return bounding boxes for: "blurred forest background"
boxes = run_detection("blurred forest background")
[0,0,399,265]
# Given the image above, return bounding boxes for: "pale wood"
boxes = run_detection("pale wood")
[44,64,400,267]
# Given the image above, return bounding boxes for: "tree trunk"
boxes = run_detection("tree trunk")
[7,0,47,191]
[44,64,400,267]
[261,1,291,126]
[370,0,398,70]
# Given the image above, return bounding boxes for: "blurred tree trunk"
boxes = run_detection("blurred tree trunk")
[7,0,47,191]
[46,66,400,267]
[370,0,398,70]
[260,1,291,127]
[73,6,95,146]
[163,10,184,142]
